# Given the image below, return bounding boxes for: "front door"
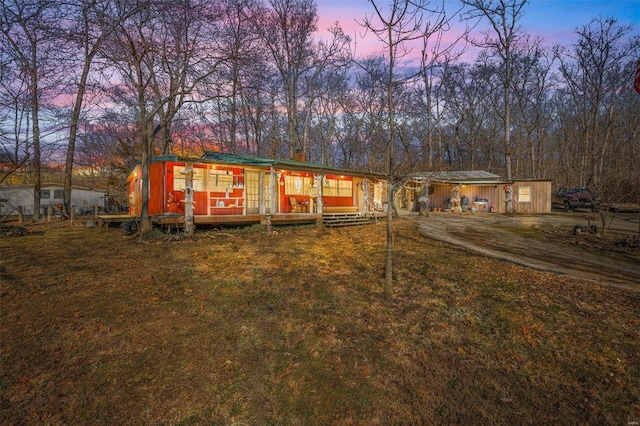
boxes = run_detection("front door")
[245,171,273,214]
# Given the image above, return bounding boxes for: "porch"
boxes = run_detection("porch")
[97,211,386,230]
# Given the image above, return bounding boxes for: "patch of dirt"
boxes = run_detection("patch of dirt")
[544,230,639,262]
[0,223,47,237]
[414,211,640,292]
[0,225,29,237]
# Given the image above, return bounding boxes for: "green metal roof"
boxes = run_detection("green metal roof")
[200,152,274,166]
[200,151,386,178]
[125,152,387,184]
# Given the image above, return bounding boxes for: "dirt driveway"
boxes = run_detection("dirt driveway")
[411,211,640,292]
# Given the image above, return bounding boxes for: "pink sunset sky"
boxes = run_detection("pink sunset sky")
[315,0,640,61]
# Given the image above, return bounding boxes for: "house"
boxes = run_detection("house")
[0,183,107,216]
[402,171,551,214]
[124,152,389,227]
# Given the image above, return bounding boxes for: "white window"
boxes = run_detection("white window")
[41,190,51,199]
[518,186,531,203]
[323,178,352,197]
[174,166,205,191]
[284,175,312,195]
[208,170,233,192]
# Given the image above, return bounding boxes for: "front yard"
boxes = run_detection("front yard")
[1,219,639,424]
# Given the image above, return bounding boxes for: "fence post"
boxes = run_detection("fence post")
[18,206,23,224]
[47,205,53,222]
[70,205,76,225]
[94,205,99,218]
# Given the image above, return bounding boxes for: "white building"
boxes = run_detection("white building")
[0,183,106,216]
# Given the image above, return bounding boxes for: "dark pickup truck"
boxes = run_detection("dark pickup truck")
[552,187,601,212]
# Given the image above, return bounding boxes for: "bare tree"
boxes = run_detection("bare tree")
[509,36,553,179]
[555,18,639,234]
[306,65,351,165]
[100,0,225,233]
[1,0,62,219]
[58,0,125,216]
[462,0,528,213]
[359,0,433,296]
[417,1,466,170]
[557,17,637,190]
[0,61,31,184]
[101,0,167,233]
[346,56,389,170]
[299,22,351,161]
[210,0,266,154]
[148,0,225,156]
[439,60,496,170]
[251,0,318,158]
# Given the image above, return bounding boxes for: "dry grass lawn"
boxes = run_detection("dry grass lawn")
[1,218,639,425]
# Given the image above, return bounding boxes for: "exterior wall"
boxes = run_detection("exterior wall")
[276,171,355,213]
[165,162,182,214]
[513,180,552,214]
[494,181,551,214]
[126,158,383,219]
[420,180,551,214]
[0,184,105,215]
[321,174,354,208]
[166,162,245,216]
[149,161,166,215]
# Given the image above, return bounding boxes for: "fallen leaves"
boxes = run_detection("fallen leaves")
[1,219,639,425]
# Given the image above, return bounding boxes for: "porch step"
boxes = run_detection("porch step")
[322,212,376,227]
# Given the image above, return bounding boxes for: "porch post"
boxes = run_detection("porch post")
[270,167,277,215]
[363,179,369,216]
[316,174,324,214]
[184,164,194,236]
[259,171,265,215]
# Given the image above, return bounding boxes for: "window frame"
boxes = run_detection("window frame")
[518,186,532,203]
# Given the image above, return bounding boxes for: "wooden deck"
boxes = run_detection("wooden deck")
[96,211,384,229]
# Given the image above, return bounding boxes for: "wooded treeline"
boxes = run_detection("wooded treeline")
[2,0,639,218]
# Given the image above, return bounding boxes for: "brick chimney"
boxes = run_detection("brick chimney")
[293,148,306,163]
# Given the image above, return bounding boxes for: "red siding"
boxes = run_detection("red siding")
[323,196,351,207]
[127,159,368,218]
[323,175,353,207]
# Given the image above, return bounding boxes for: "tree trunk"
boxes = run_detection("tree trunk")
[139,120,153,234]
[64,62,91,216]
[384,185,394,297]
[418,183,429,216]
[31,59,42,222]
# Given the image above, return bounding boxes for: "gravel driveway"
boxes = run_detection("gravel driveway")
[411,211,640,292]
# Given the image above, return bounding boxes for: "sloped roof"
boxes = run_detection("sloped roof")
[201,151,386,178]
[124,152,387,185]
[201,152,274,166]
[410,170,502,184]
